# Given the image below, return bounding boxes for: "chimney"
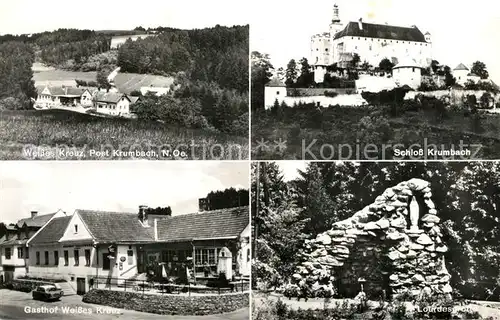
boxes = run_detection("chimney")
[358,18,363,30]
[138,205,149,226]
[198,198,208,212]
[31,211,38,218]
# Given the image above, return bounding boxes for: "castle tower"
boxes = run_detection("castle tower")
[329,3,343,36]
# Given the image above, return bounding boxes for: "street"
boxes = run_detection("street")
[0,290,249,320]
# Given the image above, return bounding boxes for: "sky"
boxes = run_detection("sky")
[0,0,249,34]
[277,161,308,182]
[250,0,500,84]
[0,161,249,224]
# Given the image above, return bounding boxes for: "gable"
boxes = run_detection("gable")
[59,212,93,242]
[41,87,51,95]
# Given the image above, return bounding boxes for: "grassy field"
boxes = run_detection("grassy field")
[252,105,500,160]
[0,110,248,160]
[33,69,174,93]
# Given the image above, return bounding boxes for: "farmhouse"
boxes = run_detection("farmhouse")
[140,86,170,96]
[0,210,66,284]
[25,205,250,295]
[92,91,132,116]
[34,86,94,109]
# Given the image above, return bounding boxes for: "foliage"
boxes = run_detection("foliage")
[117,25,248,93]
[251,51,274,111]
[145,207,172,216]
[296,58,314,87]
[204,187,249,210]
[379,58,394,73]
[253,161,500,301]
[0,42,36,109]
[285,59,299,87]
[0,110,248,160]
[471,61,489,79]
[443,66,456,87]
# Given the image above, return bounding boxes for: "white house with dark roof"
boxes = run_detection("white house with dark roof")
[264,77,287,108]
[0,210,66,284]
[24,205,249,295]
[453,63,482,86]
[392,56,423,89]
[311,3,432,83]
[34,86,94,109]
[92,91,132,116]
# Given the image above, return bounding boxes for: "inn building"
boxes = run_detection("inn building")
[24,205,250,295]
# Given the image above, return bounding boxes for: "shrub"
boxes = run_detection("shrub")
[323,91,338,98]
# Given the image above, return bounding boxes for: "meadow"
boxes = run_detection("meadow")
[33,69,174,93]
[252,105,500,160]
[0,110,248,160]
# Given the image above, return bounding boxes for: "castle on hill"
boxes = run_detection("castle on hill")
[311,3,433,83]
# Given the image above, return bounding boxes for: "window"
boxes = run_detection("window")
[36,251,40,265]
[325,48,328,52]
[5,248,11,259]
[276,91,280,95]
[412,68,415,72]
[74,250,79,266]
[54,251,59,266]
[74,224,78,233]
[247,249,250,262]
[85,249,91,266]
[127,250,134,265]
[44,251,49,265]
[64,250,69,266]
[17,247,23,259]
[26,249,29,259]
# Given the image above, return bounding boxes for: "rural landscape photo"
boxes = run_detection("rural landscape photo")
[252,161,500,319]
[0,0,249,160]
[251,0,500,160]
[0,161,250,319]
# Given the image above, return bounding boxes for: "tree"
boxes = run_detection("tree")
[96,66,113,89]
[251,51,274,111]
[285,59,298,87]
[360,61,371,71]
[145,207,172,216]
[471,61,489,79]
[350,53,361,69]
[443,66,456,87]
[378,58,394,73]
[295,58,314,87]
[205,187,249,210]
[431,60,440,74]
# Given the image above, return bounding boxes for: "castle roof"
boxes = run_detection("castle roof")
[334,21,427,43]
[393,56,422,69]
[454,63,469,71]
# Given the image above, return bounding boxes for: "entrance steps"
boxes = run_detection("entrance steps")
[57,281,77,296]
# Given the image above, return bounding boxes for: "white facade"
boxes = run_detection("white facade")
[140,87,170,96]
[310,4,432,83]
[264,86,287,108]
[237,224,251,277]
[393,66,422,89]
[95,96,130,116]
[80,90,93,107]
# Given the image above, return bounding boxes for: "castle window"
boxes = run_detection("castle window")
[412,68,415,72]
[276,91,280,95]
[325,48,328,51]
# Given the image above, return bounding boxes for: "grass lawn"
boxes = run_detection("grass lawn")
[252,105,500,160]
[0,110,248,160]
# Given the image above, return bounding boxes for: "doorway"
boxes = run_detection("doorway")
[76,278,86,295]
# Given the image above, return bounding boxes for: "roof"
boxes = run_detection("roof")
[77,210,154,243]
[36,86,87,97]
[334,21,427,43]
[29,216,71,245]
[267,77,286,87]
[93,92,130,104]
[157,206,249,242]
[393,56,422,69]
[0,238,28,247]
[129,96,140,104]
[454,63,469,71]
[16,213,56,228]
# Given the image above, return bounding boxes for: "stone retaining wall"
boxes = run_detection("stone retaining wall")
[82,289,249,315]
[9,279,55,292]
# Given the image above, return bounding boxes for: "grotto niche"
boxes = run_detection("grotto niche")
[287,178,452,301]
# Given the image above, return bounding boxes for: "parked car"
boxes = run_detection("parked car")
[32,285,63,301]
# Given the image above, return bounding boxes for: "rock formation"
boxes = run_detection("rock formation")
[287,178,452,301]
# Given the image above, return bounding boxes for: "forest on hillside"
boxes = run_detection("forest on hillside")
[252,162,500,301]
[0,26,249,136]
